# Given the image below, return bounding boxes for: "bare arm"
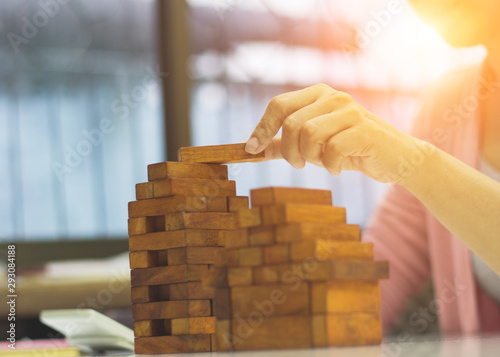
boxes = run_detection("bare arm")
[246,84,500,274]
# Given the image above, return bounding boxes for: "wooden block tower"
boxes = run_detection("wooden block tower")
[206,186,389,351]
[128,143,264,354]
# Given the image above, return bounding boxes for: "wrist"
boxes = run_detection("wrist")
[396,138,438,191]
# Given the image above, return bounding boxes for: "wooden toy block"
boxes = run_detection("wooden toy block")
[231,315,311,351]
[311,315,327,347]
[206,230,226,246]
[215,320,231,351]
[237,207,261,227]
[129,230,208,252]
[324,312,382,346]
[289,241,373,262]
[153,178,236,198]
[230,284,309,318]
[329,260,389,281]
[134,334,211,354]
[136,182,154,200]
[227,267,253,287]
[131,286,157,304]
[202,267,228,288]
[128,217,155,236]
[310,282,327,314]
[147,161,228,181]
[178,143,266,164]
[228,196,249,212]
[261,203,346,226]
[169,282,215,300]
[171,317,216,335]
[134,320,164,337]
[248,226,275,246]
[131,265,209,287]
[238,246,263,266]
[214,288,231,319]
[224,229,249,248]
[250,187,332,206]
[128,195,228,218]
[130,251,157,269]
[167,247,221,266]
[214,249,239,267]
[263,244,290,264]
[275,222,360,243]
[252,266,279,284]
[164,212,239,231]
[132,300,211,320]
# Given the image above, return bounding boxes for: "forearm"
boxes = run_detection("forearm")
[401,140,500,274]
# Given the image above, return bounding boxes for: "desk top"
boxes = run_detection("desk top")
[105,334,499,357]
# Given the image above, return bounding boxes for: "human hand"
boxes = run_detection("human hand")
[245,84,427,184]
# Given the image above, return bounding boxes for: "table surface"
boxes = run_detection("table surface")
[101,334,499,357]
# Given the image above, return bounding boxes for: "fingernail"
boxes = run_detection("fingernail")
[245,137,260,154]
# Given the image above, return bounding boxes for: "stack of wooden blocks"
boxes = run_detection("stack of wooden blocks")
[128,157,252,354]
[206,186,389,351]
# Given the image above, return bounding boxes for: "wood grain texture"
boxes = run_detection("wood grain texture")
[129,251,157,269]
[227,267,253,287]
[261,203,346,226]
[263,244,290,264]
[128,195,227,218]
[153,178,236,198]
[178,143,266,164]
[134,320,164,337]
[275,222,360,243]
[136,182,154,200]
[147,161,228,181]
[228,196,249,212]
[171,316,216,335]
[214,288,231,319]
[224,229,249,248]
[248,226,275,246]
[252,266,279,284]
[128,217,155,236]
[129,230,208,251]
[325,281,381,313]
[130,265,209,286]
[289,241,373,262]
[325,312,382,346]
[250,186,332,206]
[132,300,211,320]
[167,247,221,265]
[131,286,156,304]
[237,207,262,228]
[215,320,231,351]
[164,212,239,231]
[169,282,215,300]
[134,334,211,354]
[329,260,389,280]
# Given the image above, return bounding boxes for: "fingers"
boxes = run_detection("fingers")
[322,128,368,176]
[245,84,331,154]
[299,103,364,165]
[264,136,283,161]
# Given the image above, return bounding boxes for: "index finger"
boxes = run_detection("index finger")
[244,84,330,154]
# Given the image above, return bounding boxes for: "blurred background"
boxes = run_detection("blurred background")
[0,0,486,339]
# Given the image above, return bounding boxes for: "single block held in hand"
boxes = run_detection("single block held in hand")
[178,143,266,164]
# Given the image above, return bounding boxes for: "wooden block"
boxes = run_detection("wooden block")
[128,195,227,218]
[134,320,164,337]
[167,247,221,265]
[263,244,289,264]
[276,222,360,243]
[250,187,332,206]
[130,265,209,286]
[128,217,155,236]
[230,284,309,317]
[214,288,231,319]
[206,230,226,246]
[131,286,157,303]
[326,312,382,346]
[164,212,239,231]
[231,315,311,350]
[136,182,154,200]
[169,282,215,300]
[178,143,266,164]
[289,241,373,262]
[324,281,381,313]
[248,226,275,246]
[311,282,326,314]
[329,260,389,280]
[228,196,249,212]
[237,207,262,228]
[171,317,216,335]
[202,267,228,288]
[153,177,236,198]
[215,320,231,351]
[227,267,253,286]
[252,266,278,284]
[134,334,211,354]
[311,315,327,347]
[224,229,249,248]
[148,161,228,181]
[261,203,346,226]
[132,300,211,320]
[214,249,239,267]
[129,230,208,251]
[238,247,263,266]
[129,251,157,269]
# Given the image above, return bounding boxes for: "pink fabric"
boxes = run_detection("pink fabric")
[363,63,500,335]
